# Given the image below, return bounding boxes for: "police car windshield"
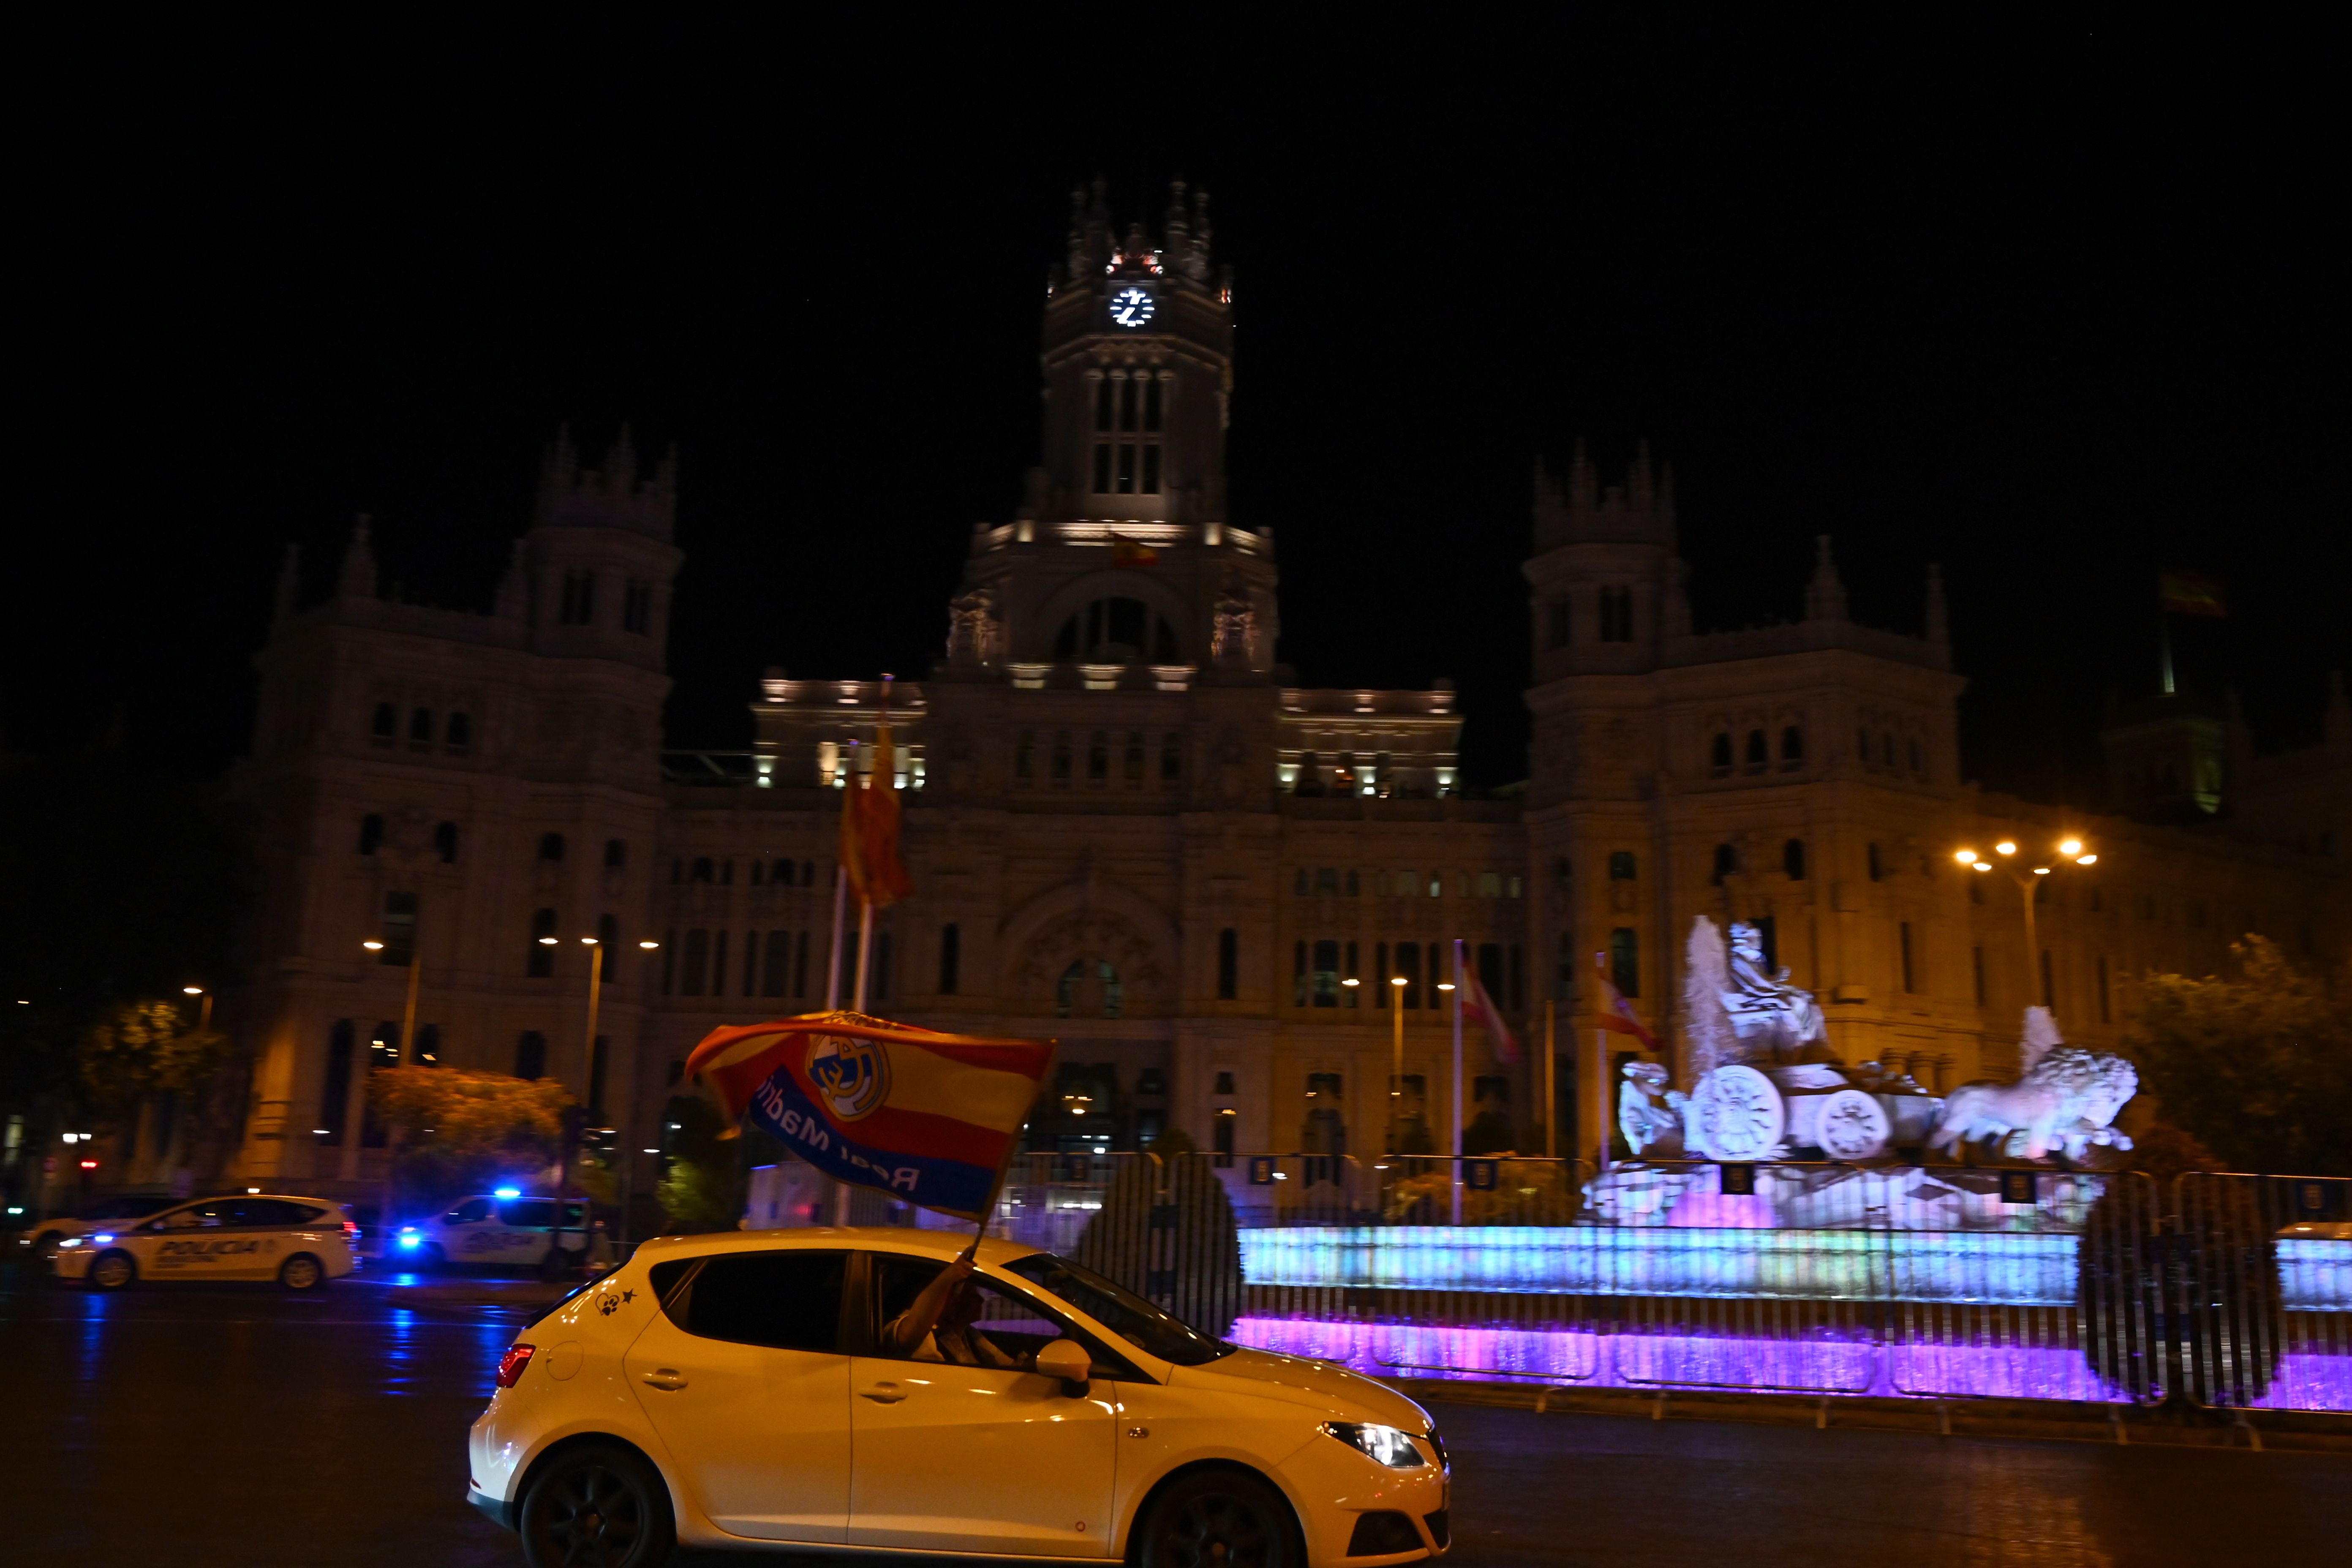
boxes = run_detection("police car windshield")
[78,1196,178,1221]
[1004,1254,1233,1367]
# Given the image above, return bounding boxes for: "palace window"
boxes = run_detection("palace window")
[604,838,626,869]
[358,814,385,855]
[1609,928,1640,999]
[680,928,709,996]
[433,821,459,864]
[759,930,793,996]
[1217,928,1239,1000]
[539,832,566,863]
[1608,851,1637,881]
[560,569,595,625]
[1161,732,1183,781]
[1598,585,1635,642]
[408,707,433,751]
[1783,838,1807,881]
[1124,730,1145,782]
[1547,597,1572,649]
[1015,730,1035,782]
[1899,921,1919,993]
[381,892,418,966]
[1745,730,1768,774]
[1711,843,1738,886]
[1780,725,1803,770]
[514,1030,546,1082]
[1867,842,1885,882]
[623,578,653,635]
[370,702,396,746]
[599,914,620,985]
[1710,733,1732,778]
[1051,731,1073,782]
[1089,370,1163,495]
[1053,596,1180,663]
[1312,940,1340,1007]
[690,856,714,883]
[445,712,472,754]
[935,924,959,996]
[1395,941,1424,1008]
[1088,731,1109,781]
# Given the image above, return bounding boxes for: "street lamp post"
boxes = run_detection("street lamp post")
[360,931,423,1236]
[558,934,661,1261]
[182,985,212,1032]
[1389,975,1408,1155]
[1955,837,2098,1013]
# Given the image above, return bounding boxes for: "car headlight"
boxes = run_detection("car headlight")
[1322,1421,1429,1469]
[57,1237,84,1249]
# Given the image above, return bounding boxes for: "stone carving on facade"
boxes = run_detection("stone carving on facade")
[1013,909,1165,1017]
[1928,1007,2138,1162]
[1210,578,1255,665]
[945,586,1003,670]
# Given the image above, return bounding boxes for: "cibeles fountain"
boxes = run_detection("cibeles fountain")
[1588,917,2139,1229]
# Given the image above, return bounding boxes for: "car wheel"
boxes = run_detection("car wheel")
[1139,1467,1303,1568]
[519,1443,675,1568]
[279,1253,324,1291]
[89,1250,138,1291]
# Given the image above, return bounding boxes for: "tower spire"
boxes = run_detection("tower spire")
[272,543,302,625]
[1803,535,1847,623]
[336,514,378,599]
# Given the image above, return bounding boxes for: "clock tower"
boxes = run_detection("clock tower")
[1032,179,1235,528]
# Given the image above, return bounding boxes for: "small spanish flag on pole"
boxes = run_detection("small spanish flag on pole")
[1110,535,1159,568]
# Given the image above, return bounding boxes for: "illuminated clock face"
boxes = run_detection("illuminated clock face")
[1108,286,1157,328]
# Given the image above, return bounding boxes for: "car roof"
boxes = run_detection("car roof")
[628,1227,1043,1269]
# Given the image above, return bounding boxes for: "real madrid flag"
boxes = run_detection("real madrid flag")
[686,1011,1054,1220]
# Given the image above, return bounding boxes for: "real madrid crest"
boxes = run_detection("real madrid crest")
[806,1033,891,1122]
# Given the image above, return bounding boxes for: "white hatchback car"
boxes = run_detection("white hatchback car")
[52,1192,358,1291]
[468,1228,1451,1568]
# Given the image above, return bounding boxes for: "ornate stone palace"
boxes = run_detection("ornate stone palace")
[224,185,2350,1197]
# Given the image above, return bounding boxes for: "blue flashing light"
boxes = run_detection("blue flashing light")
[397,1233,422,1250]
[494,1187,521,1200]
[92,1233,115,1244]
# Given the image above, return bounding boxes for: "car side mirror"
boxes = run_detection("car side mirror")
[1034,1338,1092,1396]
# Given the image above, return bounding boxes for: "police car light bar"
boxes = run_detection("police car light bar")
[494,1187,522,1199]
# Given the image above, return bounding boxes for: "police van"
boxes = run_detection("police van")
[51,1192,358,1290]
[395,1190,613,1270]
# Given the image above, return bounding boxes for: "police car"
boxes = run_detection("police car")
[16,1194,183,1261]
[51,1192,359,1290]
[395,1189,613,1269]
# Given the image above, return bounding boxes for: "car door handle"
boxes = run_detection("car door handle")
[860,1382,907,1403]
[640,1369,688,1391]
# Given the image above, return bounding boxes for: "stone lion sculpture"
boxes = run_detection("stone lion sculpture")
[1927,1046,2138,1162]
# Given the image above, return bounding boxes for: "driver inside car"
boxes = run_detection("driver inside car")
[879,1250,1031,1371]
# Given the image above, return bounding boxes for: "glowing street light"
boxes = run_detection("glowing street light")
[1958,835,2099,1011]
[182,985,213,1031]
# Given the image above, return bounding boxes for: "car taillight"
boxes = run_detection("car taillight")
[496,1344,536,1389]
[343,1220,359,1240]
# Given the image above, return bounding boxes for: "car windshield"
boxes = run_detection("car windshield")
[1004,1253,1234,1367]
[78,1196,177,1221]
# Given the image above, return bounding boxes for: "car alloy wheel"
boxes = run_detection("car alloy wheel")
[1142,1470,1299,1568]
[90,1251,136,1290]
[520,1444,673,1568]
[279,1254,323,1290]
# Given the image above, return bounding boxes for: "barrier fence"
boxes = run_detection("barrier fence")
[749,1150,2348,1413]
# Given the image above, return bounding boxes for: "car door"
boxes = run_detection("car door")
[439,1196,493,1258]
[141,1199,241,1277]
[622,1248,853,1543]
[493,1198,555,1264]
[846,1254,1118,1557]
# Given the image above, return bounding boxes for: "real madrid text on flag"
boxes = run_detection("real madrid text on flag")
[686,1011,1054,1220]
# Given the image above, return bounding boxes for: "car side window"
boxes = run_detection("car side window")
[499,1200,558,1228]
[448,1199,491,1224]
[224,1199,304,1228]
[868,1255,1143,1380]
[673,1251,847,1353]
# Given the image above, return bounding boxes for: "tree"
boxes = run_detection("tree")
[368,1067,572,1212]
[655,1092,748,1233]
[2125,937,2352,1176]
[79,1001,232,1108]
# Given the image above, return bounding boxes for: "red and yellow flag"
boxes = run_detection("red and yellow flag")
[2160,570,2227,619]
[841,722,915,909]
[1110,535,1159,568]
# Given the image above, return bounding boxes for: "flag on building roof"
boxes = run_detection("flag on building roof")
[1110,535,1159,568]
[2160,569,2227,619]
[1455,939,1519,1064]
[840,722,915,908]
[1593,951,1658,1051]
[687,1011,1055,1220]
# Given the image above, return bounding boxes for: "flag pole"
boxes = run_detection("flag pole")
[825,864,847,1010]
[1544,999,1557,1160]
[1450,938,1465,1226]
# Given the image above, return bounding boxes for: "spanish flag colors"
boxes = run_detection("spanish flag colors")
[839,721,915,908]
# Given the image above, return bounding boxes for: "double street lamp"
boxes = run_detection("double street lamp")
[1955,836,2098,1010]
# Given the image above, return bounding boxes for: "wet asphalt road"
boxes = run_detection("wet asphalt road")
[1,1258,2344,1568]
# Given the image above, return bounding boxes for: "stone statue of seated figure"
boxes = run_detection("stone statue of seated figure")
[1618,1061,1687,1159]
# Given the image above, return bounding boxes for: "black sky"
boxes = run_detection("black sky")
[11,13,2346,800]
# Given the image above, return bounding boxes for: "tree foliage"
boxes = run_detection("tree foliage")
[2125,936,2352,1176]
[368,1067,573,1210]
[656,1092,747,1233]
[80,1001,232,1108]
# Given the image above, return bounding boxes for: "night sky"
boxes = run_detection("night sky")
[12,15,2344,801]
